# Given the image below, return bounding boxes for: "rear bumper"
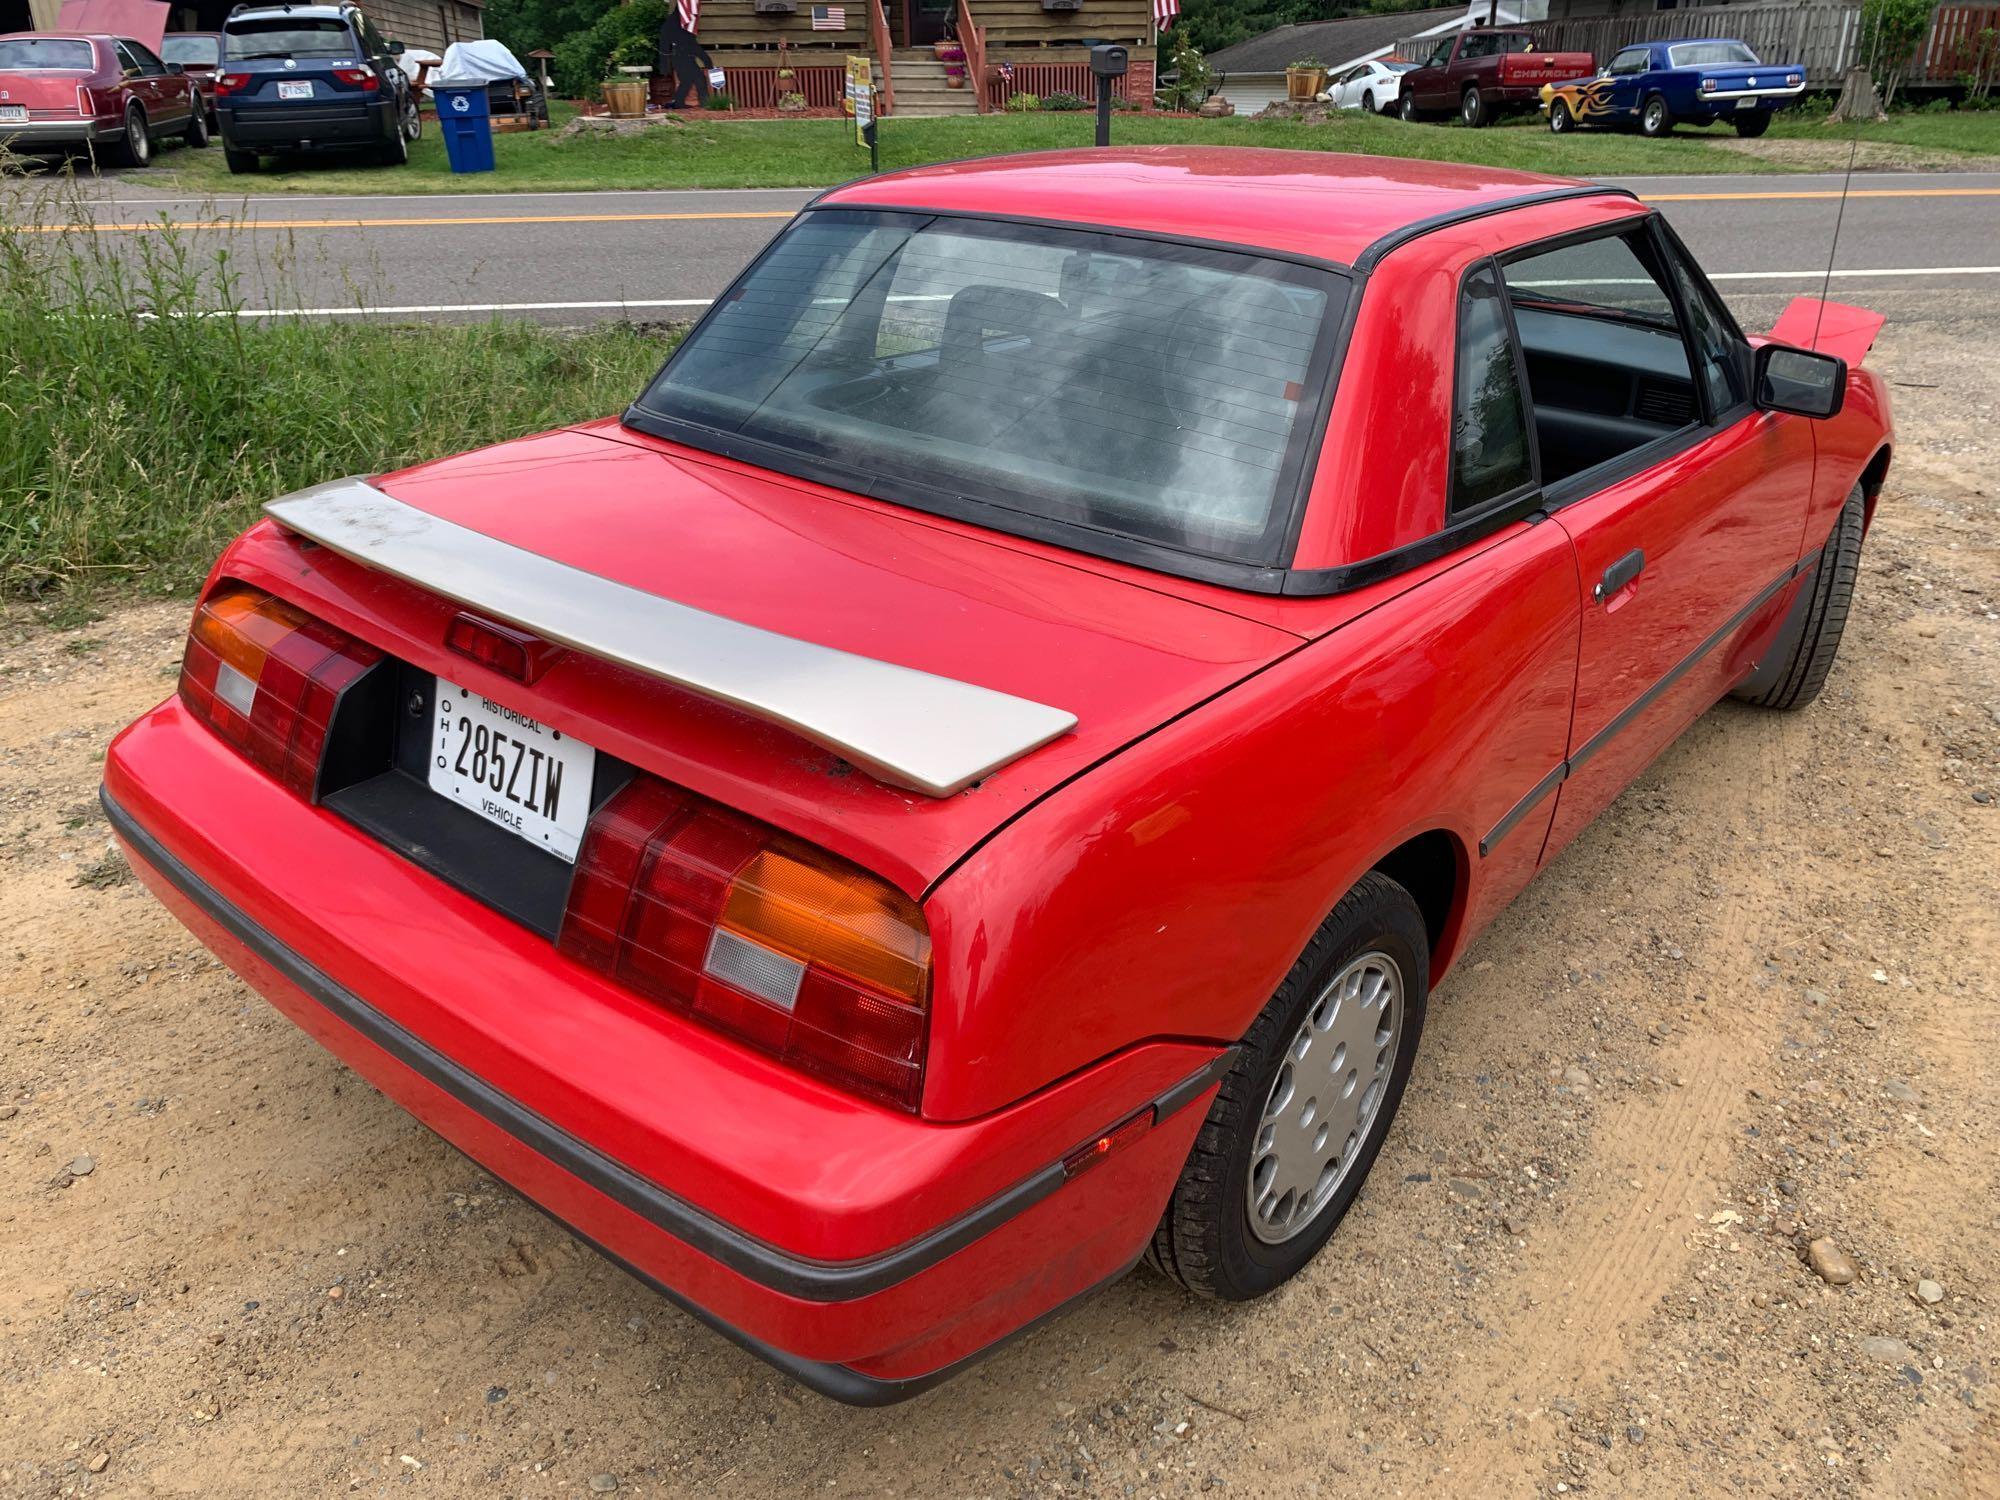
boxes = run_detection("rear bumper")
[220,100,388,147]
[0,116,118,145]
[103,700,1227,1400]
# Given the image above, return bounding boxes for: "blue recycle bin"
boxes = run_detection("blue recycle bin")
[434,85,495,174]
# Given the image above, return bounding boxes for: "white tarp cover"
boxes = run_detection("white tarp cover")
[429,40,527,86]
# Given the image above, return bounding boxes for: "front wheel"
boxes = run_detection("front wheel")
[1148,872,1429,1300]
[1399,90,1421,122]
[183,104,209,148]
[1461,86,1487,127]
[1733,484,1865,710]
[401,92,422,141]
[1734,109,1771,138]
[1549,98,1575,134]
[1640,93,1672,137]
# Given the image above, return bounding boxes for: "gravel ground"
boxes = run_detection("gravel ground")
[0,289,1994,1500]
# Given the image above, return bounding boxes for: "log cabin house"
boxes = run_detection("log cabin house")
[694,0,1157,116]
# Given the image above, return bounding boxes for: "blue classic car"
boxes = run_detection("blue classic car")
[1541,38,1805,138]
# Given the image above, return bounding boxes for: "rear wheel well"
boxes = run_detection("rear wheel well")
[1370,831,1461,962]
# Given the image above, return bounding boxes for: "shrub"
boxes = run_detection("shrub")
[551,0,665,98]
[1041,90,1087,111]
[0,177,680,600]
[1006,90,1041,112]
[777,90,808,110]
[703,90,734,109]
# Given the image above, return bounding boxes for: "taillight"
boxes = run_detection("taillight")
[214,71,252,96]
[178,584,380,798]
[331,66,379,90]
[446,611,557,684]
[560,777,933,1110]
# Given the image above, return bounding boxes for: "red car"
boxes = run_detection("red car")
[160,30,223,124]
[0,31,206,164]
[103,149,1891,1402]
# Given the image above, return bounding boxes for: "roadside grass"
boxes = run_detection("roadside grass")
[0,180,680,600]
[125,102,2000,197]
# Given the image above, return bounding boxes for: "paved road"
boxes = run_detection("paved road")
[14,170,1999,321]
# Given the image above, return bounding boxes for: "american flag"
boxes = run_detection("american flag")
[1153,0,1179,27]
[811,4,846,28]
[677,0,698,29]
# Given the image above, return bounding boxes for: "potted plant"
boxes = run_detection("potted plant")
[933,17,958,62]
[601,34,652,117]
[1286,56,1326,101]
[775,36,795,88]
[777,90,807,111]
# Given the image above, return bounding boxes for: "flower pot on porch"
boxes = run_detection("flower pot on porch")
[1285,66,1326,101]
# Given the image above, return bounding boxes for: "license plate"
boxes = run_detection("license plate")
[428,678,596,862]
[0,105,27,122]
[277,80,313,99]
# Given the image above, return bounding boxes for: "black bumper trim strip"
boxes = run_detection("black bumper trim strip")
[1477,554,1814,859]
[101,785,1230,1303]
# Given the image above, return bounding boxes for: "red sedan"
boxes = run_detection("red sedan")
[0,31,206,164]
[103,149,1891,1402]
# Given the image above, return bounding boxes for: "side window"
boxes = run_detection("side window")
[1609,48,1649,75]
[1500,229,1701,487]
[128,42,169,75]
[1459,33,1495,60]
[114,40,142,75]
[1426,39,1454,67]
[1661,239,1745,416]
[1451,262,1535,513]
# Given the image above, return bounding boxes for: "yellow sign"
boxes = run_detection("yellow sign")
[846,55,873,144]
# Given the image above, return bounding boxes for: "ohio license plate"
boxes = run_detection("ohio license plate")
[277,80,313,99]
[427,678,596,862]
[0,105,28,122]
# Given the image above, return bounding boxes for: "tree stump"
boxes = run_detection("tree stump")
[1826,64,1886,124]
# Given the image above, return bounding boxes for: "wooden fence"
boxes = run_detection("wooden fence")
[1526,2,2000,88]
[984,60,1132,107]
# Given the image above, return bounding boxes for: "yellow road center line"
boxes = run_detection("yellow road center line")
[22,209,801,233]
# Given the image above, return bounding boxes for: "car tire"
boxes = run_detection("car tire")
[111,104,150,167]
[1147,871,1430,1301]
[1461,86,1487,127]
[1549,98,1575,134]
[379,118,409,166]
[1361,89,1375,114]
[183,105,209,148]
[401,92,422,142]
[1399,91,1421,122]
[1733,483,1865,711]
[1734,109,1771,138]
[1640,93,1671,137]
[224,144,257,174]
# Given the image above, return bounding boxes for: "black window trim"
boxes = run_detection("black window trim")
[1446,254,1544,523]
[623,204,1361,592]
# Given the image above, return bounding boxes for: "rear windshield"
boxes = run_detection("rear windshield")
[0,38,96,69]
[630,211,1349,569]
[1668,41,1760,67]
[161,34,222,66]
[224,18,357,58]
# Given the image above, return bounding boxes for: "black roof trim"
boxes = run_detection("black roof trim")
[1353,184,1639,273]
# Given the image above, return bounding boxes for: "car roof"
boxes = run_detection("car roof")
[227,4,352,20]
[0,31,108,41]
[818,148,1601,269]
[1657,37,1751,47]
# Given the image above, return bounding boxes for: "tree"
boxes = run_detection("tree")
[1857,0,1938,110]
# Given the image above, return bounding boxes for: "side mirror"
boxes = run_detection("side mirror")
[1754,343,1846,419]
[388,39,406,54]
[165,60,184,73]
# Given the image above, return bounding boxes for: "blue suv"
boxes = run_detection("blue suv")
[216,3,419,172]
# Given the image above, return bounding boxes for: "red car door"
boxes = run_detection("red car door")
[1511,222,1815,861]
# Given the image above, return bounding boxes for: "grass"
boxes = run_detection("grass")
[0,178,681,599]
[124,100,2000,197]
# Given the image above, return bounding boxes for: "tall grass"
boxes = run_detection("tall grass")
[0,170,680,599]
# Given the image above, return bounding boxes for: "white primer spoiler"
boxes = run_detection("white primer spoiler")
[264,478,1077,798]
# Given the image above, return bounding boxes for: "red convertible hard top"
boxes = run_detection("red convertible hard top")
[818,147,1595,268]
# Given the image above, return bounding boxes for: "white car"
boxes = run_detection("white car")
[1320,58,1417,115]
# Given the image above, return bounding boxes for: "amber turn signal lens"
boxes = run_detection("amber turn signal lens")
[722,843,930,1004]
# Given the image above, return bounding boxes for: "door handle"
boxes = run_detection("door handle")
[1594,548,1645,602]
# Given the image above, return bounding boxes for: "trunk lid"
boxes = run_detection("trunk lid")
[0,70,93,113]
[257,422,1304,891]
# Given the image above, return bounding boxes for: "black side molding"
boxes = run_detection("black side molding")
[100,786,1233,1304]
[1477,554,1815,858]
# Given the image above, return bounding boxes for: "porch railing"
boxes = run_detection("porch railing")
[958,0,989,114]
[869,0,896,117]
[985,61,1130,110]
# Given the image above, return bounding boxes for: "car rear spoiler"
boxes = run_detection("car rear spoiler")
[1767,297,1885,368]
[264,478,1077,799]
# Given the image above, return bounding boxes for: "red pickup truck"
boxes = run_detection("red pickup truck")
[1398,28,1593,126]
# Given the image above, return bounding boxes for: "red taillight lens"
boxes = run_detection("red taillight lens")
[446,611,557,684]
[331,66,379,90]
[214,71,252,96]
[560,777,933,1111]
[178,584,380,798]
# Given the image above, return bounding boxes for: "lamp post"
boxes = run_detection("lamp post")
[1089,43,1128,148]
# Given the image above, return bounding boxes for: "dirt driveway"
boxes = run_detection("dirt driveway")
[2,290,1996,1500]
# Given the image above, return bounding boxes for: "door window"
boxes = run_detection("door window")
[1459,33,1496,59]
[1450,262,1535,514]
[1660,238,1746,418]
[1500,228,1701,486]
[1424,39,1454,67]
[125,41,170,76]
[1608,48,1650,75]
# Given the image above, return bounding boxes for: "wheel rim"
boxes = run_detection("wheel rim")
[130,111,148,162]
[1646,101,1664,131]
[1246,951,1403,1245]
[1553,104,1569,131]
[1463,93,1477,122]
[404,98,421,139]
[1362,91,1373,112]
